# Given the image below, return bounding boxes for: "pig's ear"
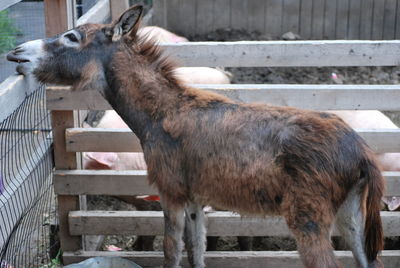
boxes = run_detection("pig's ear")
[86,152,118,168]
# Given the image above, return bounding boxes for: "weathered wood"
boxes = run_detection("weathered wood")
[0,0,21,11]
[247,0,265,33]
[166,0,180,33]
[265,0,283,37]
[44,0,73,37]
[109,0,128,21]
[68,210,400,237]
[311,0,324,39]
[299,0,313,39]
[383,0,397,39]
[195,0,214,34]
[334,0,348,39]
[282,0,300,35]
[66,128,142,152]
[371,0,385,40]
[161,40,400,67]
[359,0,374,39]
[213,0,230,31]
[0,75,38,123]
[385,171,400,196]
[46,84,400,111]
[51,111,82,253]
[230,0,247,31]
[53,170,158,195]
[54,170,400,196]
[65,127,400,154]
[323,0,337,39]
[179,0,196,34]
[152,0,167,28]
[44,0,82,254]
[76,0,110,25]
[348,0,362,39]
[63,250,400,267]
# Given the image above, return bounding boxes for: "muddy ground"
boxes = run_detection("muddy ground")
[88,28,400,253]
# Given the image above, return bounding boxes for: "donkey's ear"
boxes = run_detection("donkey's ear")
[110,5,143,41]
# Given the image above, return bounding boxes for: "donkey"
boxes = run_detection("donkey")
[7,5,384,268]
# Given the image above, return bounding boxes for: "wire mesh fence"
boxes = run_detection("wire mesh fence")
[0,84,57,268]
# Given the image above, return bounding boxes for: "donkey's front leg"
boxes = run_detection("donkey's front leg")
[162,202,185,268]
[184,202,206,268]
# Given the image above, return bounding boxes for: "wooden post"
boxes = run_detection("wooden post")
[110,0,130,20]
[44,0,82,254]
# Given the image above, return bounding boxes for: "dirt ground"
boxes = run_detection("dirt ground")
[88,28,400,253]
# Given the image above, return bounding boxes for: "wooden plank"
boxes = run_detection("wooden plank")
[282,0,300,35]
[63,250,400,267]
[54,170,400,196]
[196,0,214,35]
[54,170,158,195]
[0,0,21,11]
[265,0,283,38]
[161,40,400,67]
[385,171,400,196]
[44,0,72,37]
[179,0,196,35]
[0,75,38,123]
[299,0,313,39]
[66,128,143,152]
[247,0,265,33]
[152,0,167,28]
[34,40,400,68]
[213,0,231,31]
[230,0,247,30]
[396,0,400,39]
[323,0,337,39]
[311,0,325,39]
[65,128,400,154]
[46,84,400,111]
[383,0,397,39]
[76,0,110,25]
[44,0,82,254]
[165,0,180,32]
[356,129,400,153]
[68,210,400,237]
[335,0,350,39]
[109,0,128,21]
[347,0,361,39]
[371,0,385,39]
[359,0,374,39]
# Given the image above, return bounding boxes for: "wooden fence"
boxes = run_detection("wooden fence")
[48,39,400,267]
[152,0,400,40]
[34,0,400,267]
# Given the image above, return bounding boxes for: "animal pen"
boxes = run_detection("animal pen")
[1,0,400,267]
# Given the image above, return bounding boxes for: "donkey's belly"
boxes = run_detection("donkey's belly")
[191,171,285,216]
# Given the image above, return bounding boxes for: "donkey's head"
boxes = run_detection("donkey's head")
[7,5,143,92]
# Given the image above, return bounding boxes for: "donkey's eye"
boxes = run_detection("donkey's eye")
[65,33,79,43]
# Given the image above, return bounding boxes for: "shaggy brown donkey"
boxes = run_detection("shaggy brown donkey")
[7,6,384,268]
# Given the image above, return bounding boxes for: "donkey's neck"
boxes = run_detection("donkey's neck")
[102,51,184,141]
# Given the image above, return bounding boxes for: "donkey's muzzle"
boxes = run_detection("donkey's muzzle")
[7,48,30,63]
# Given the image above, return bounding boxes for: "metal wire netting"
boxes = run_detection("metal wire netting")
[0,84,57,268]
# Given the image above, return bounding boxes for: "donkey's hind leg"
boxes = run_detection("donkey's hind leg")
[335,184,373,268]
[161,201,185,268]
[284,203,341,268]
[184,202,206,268]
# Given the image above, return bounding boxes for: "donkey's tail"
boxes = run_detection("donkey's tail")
[361,153,385,263]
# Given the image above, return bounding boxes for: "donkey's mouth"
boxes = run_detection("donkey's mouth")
[6,52,31,63]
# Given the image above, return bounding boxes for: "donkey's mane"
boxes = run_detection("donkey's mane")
[136,32,183,86]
